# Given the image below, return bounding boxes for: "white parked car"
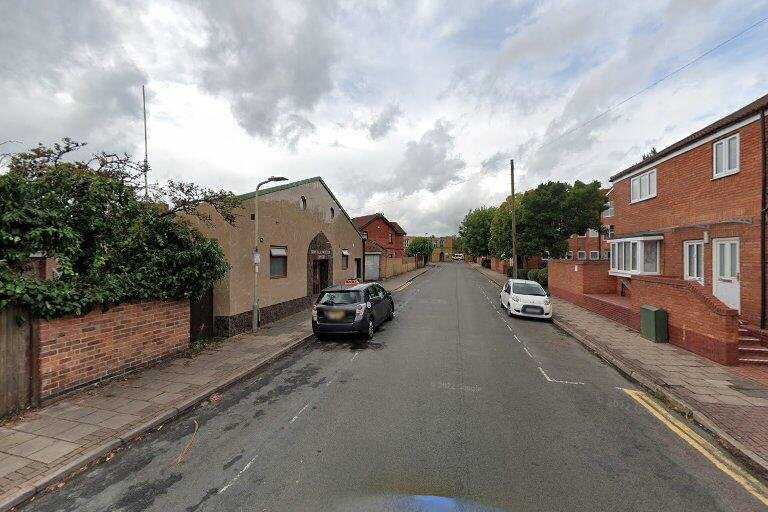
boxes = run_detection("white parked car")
[452,253,464,260]
[499,279,552,319]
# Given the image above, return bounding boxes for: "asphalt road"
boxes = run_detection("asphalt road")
[21,263,767,511]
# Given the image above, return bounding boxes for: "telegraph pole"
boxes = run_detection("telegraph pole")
[510,159,518,279]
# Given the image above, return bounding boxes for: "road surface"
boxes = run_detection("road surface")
[22,263,767,511]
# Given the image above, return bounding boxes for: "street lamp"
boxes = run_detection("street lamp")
[253,175,288,333]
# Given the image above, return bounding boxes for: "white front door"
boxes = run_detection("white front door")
[712,238,740,311]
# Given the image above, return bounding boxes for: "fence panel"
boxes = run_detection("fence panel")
[0,307,32,417]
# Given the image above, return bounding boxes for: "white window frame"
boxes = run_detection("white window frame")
[712,133,740,179]
[589,251,599,260]
[603,201,614,218]
[565,251,573,260]
[587,229,599,238]
[630,169,657,203]
[683,240,704,283]
[609,236,662,277]
[577,250,587,260]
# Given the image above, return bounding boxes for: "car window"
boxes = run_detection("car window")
[504,282,511,293]
[369,286,383,300]
[317,291,362,305]
[512,282,547,296]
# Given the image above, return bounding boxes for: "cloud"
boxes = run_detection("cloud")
[391,119,466,193]
[0,0,147,152]
[481,151,512,173]
[368,104,403,140]
[193,0,339,148]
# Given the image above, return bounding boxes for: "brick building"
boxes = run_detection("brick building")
[353,213,408,281]
[550,93,768,365]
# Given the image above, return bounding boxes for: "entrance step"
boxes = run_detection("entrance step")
[738,356,768,365]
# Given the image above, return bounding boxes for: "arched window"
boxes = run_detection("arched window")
[299,196,307,211]
[330,207,335,219]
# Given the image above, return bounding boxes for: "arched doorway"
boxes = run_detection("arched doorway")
[308,232,333,296]
[439,252,445,262]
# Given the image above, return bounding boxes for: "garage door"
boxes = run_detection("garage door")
[365,254,380,281]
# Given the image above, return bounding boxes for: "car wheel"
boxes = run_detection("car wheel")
[364,318,375,340]
[387,303,394,321]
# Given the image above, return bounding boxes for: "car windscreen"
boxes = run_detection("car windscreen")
[512,282,546,296]
[317,291,362,305]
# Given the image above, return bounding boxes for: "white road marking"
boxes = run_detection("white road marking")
[350,352,359,362]
[218,454,259,494]
[523,346,534,359]
[289,402,310,423]
[537,366,584,385]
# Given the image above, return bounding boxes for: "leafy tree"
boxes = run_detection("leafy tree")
[406,236,435,262]
[458,207,496,257]
[489,194,523,259]
[0,140,240,318]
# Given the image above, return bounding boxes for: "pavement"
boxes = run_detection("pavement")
[14,262,768,511]
[0,265,431,512]
[472,262,768,478]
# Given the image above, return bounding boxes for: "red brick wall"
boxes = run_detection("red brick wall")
[610,119,764,325]
[38,300,189,399]
[567,235,607,259]
[630,276,739,364]
[549,260,616,296]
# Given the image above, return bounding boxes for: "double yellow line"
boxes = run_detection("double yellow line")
[623,388,768,507]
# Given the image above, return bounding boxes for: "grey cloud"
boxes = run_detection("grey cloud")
[368,104,403,140]
[0,0,147,152]
[194,0,339,148]
[391,119,466,193]
[481,150,512,173]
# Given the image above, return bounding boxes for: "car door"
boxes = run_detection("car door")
[500,280,511,306]
[372,285,388,323]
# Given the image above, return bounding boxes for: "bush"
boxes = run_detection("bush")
[0,143,231,319]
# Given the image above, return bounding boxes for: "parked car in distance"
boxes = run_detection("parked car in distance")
[312,282,394,340]
[499,279,552,319]
[452,253,464,260]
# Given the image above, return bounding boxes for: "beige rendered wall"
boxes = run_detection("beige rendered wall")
[226,180,363,317]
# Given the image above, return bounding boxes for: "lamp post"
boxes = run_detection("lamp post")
[510,159,518,279]
[253,176,288,333]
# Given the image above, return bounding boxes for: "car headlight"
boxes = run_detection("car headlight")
[543,298,551,306]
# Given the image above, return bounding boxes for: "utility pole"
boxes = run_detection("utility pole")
[142,85,149,199]
[510,159,518,279]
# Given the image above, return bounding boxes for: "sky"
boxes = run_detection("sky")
[2,0,768,235]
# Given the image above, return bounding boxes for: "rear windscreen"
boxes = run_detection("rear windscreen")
[317,291,362,305]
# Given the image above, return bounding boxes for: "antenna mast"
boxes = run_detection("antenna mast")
[142,85,149,198]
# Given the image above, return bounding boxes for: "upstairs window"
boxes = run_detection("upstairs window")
[341,249,349,270]
[389,233,393,244]
[713,134,739,178]
[299,196,307,211]
[603,201,614,218]
[565,251,573,259]
[586,229,598,238]
[630,169,657,203]
[589,251,599,260]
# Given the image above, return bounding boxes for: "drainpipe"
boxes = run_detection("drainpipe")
[761,109,767,329]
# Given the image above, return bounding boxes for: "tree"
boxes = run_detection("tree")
[406,236,435,262]
[458,207,496,257]
[0,140,240,318]
[489,194,523,259]
[513,180,606,259]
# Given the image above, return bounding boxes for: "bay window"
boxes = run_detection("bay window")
[609,237,661,276]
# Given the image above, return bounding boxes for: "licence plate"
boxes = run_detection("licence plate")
[327,310,345,320]
[522,306,543,315]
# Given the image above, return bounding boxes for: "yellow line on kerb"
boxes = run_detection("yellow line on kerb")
[392,281,412,292]
[622,388,768,508]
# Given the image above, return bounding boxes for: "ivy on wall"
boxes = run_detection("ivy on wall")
[0,140,234,319]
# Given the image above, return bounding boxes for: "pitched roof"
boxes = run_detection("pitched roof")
[352,213,406,235]
[610,92,768,182]
[237,176,360,237]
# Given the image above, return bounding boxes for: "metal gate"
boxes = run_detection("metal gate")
[0,307,32,417]
[190,288,214,342]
